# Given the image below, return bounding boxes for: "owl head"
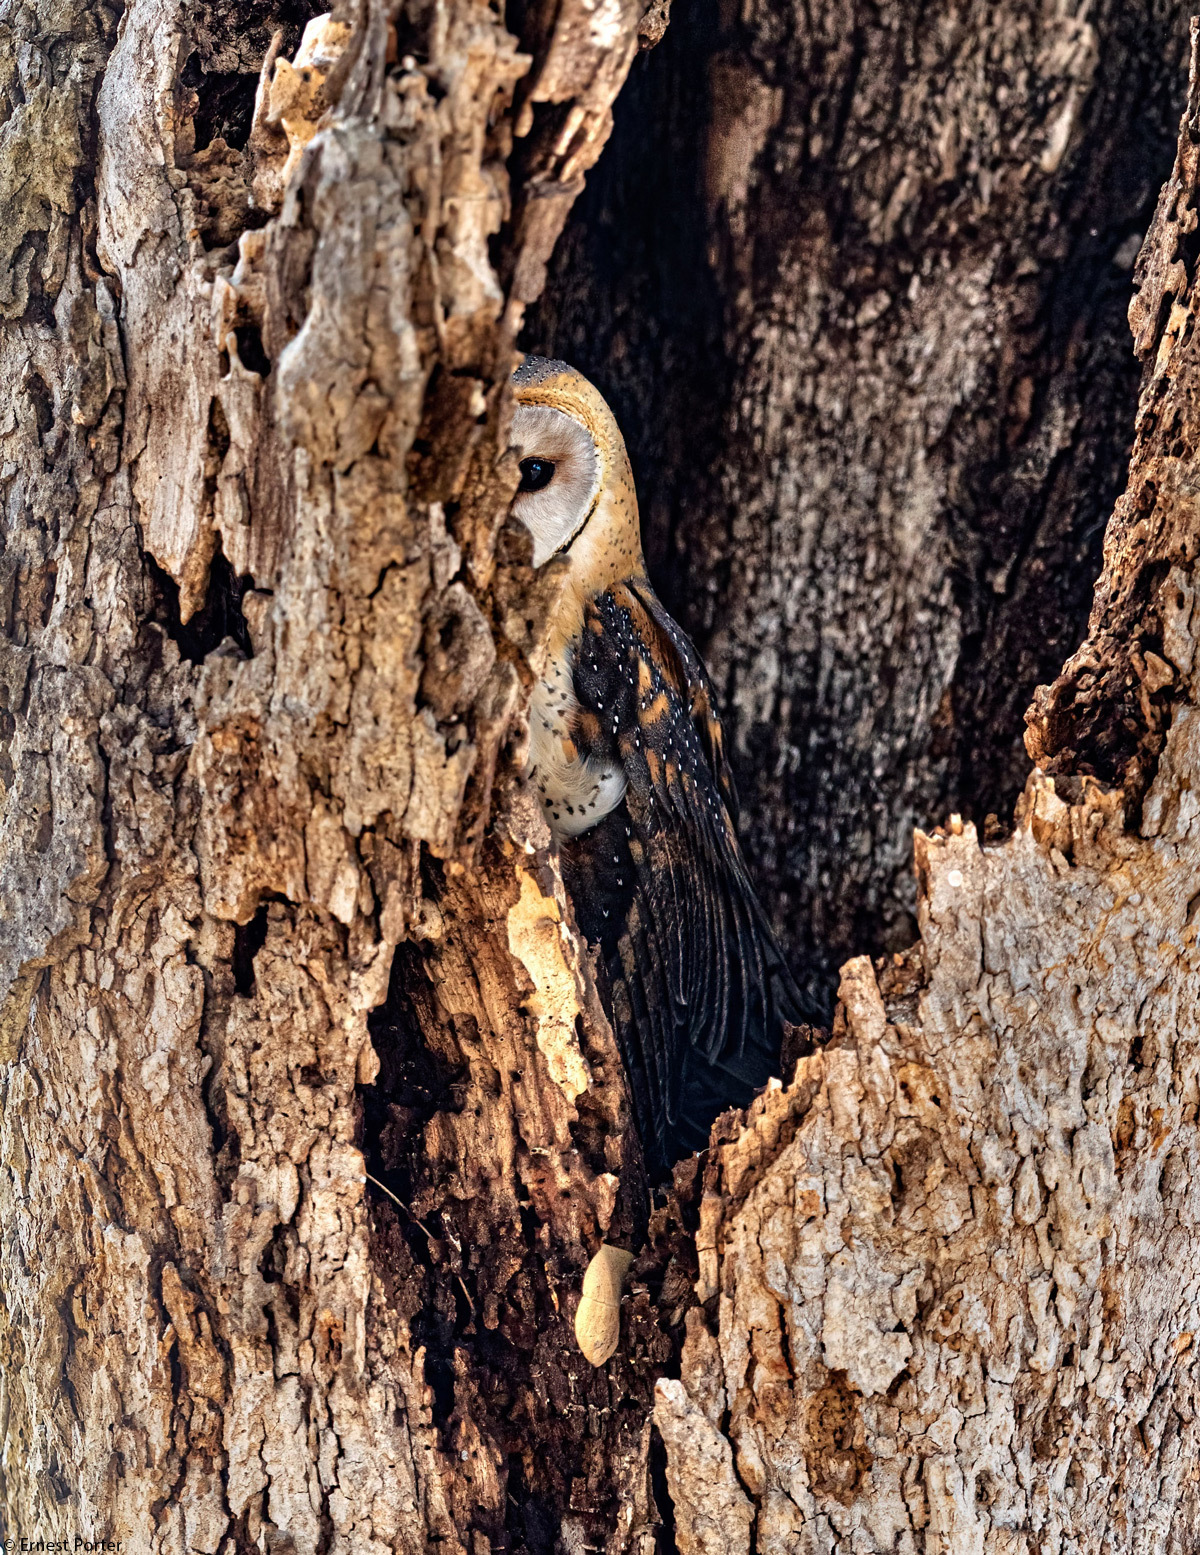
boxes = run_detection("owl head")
[509,357,645,586]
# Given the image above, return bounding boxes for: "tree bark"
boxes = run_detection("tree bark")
[657,29,1200,1549]
[4,0,1200,1553]
[1,0,656,1548]
[531,0,1193,1003]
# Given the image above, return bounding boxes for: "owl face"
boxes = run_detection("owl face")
[508,357,644,593]
[510,402,601,567]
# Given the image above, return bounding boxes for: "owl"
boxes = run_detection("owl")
[510,355,807,1178]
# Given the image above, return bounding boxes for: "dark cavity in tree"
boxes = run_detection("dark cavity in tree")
[232,904,269,995]
[182,1,322,151]
[235,323,271,377]
[147,536,253,663]
[527,0,1192,1004]
[360,892,691,1553]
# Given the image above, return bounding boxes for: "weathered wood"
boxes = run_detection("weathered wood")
[657,31,1200,1549]
[7,0,1200,1550]
[533,0,1194,1003]
[0,0,652,1546]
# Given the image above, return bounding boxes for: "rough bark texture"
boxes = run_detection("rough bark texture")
[655,30,1200,1550]
[0,0,665,1548]
[6,0,1200,1551]
[530,0,1193,1003]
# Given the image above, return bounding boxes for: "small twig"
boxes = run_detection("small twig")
[363,1172,476,1318]
[363,1172,435,1240]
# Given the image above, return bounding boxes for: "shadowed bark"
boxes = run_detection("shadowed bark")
[655,29,1200,1547]
[3,0,1200,1551]
[530,0,1193,1004]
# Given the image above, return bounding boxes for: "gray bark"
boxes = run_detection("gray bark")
[3,0,1200,1551]
[0,0,650,1547]
[657,27,1200,1548]
[532,0,1193,1004]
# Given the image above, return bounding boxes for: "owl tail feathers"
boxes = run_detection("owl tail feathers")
[751,890,824,1028]
[658,946,813,1177]
[655,1011,779,1173]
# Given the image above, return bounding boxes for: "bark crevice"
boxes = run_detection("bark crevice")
[6,0,1200,1550]
[530,0,1193,999]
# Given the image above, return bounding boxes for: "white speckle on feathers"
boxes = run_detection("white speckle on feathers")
[527,650,626,840]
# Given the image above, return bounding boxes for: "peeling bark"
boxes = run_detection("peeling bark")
[6,0,1200,1551]
[657,31,1200,1550]
[0,0,656,1546]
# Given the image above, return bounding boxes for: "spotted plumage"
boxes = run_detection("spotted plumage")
[511,356,809,1176]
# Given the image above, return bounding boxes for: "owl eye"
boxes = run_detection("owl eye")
[519,457,556,493]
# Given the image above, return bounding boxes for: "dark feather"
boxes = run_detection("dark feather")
[559,579,811,1177]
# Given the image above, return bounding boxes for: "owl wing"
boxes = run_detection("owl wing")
[559,578,806,1176]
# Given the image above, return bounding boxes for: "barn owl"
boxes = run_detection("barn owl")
[510,356,807,1178]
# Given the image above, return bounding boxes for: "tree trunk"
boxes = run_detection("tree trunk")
[657,28,1200,1550]
[3,0,1200,1553]
[1,0,653,1547]
[530,0,1193,1003]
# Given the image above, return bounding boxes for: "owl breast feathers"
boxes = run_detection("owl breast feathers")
[511,355,809,1176]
